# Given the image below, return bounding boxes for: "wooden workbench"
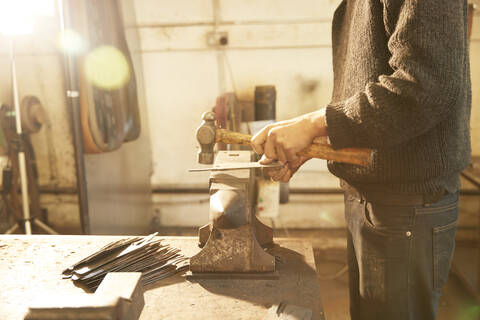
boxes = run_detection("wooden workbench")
[0,235,324,319]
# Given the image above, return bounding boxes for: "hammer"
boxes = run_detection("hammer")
[196,111,373,167]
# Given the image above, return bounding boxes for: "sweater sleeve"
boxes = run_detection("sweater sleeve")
[325,0,467,150]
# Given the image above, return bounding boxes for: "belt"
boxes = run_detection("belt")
[341,181,446,206]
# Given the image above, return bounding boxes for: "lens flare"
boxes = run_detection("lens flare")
[58,29,86,54]
[457,304,480,320]
[84,46,130,90]
[0,0,54,36]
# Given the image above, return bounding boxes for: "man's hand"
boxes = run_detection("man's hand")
[251,108,328,162]
[251,108,327,182]
[261,155,311,182]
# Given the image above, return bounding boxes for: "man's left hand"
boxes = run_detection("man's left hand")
[261,155,311,182]
[251,108,328,162]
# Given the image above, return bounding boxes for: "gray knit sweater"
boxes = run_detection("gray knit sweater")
[325,0,471,194]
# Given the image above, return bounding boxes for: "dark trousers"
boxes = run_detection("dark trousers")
[344,187,458,320]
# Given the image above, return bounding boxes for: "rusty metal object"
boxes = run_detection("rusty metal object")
[190,224,275,274]
[196,112,253,165]
[254,85,276,121]
[20,96,46,134]
[190,151,275,275]
[198,213,273,249]
[196,111,217,164]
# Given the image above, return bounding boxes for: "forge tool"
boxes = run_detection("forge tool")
[196,111,373,167]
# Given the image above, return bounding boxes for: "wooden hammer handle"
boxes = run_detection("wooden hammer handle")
[297,143,372,167]
[216,128,373,167]
[216,129,252,146]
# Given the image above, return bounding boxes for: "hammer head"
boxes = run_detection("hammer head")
[196,111,216,164]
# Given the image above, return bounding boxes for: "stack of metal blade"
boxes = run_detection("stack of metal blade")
[62,233,189,291]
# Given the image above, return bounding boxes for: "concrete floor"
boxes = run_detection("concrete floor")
[156,227,480,320]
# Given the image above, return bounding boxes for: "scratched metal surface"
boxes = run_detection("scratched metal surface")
[0,235,324,320]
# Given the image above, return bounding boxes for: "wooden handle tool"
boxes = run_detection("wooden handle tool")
[215,128,373,167]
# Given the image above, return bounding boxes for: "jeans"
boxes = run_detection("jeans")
[344,188,459,320]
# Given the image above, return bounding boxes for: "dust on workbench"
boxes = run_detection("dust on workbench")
[0,236,324,319]
[0,237,102,319]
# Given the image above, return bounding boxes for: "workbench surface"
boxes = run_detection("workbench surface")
[0,235,324,319]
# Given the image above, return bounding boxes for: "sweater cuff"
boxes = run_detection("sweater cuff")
[325,100,357,150]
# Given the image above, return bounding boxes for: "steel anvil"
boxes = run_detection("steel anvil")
[189,151,276,276]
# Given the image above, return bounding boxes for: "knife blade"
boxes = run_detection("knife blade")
[188,161,283,172]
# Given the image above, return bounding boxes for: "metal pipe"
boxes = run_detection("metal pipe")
[131,18,334,29]
[150,186,480,196]
[0,185,472,197]
[9,38,32,235]
[58,0,90,234]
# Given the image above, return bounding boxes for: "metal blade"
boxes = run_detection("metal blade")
[189,161,283,172]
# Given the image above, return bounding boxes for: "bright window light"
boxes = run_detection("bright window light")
[0,0,55,36]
